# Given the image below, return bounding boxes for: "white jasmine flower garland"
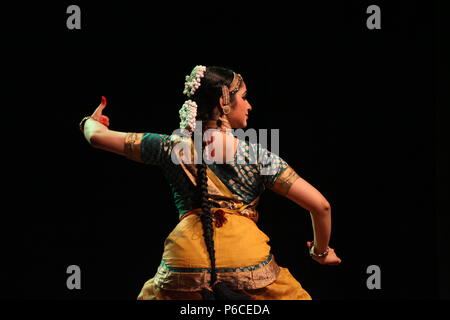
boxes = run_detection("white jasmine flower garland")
[178,65,206,137]
[179,100,198,136]
[183,65,206,97]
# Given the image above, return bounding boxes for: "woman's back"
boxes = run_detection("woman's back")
[137,131,290,217]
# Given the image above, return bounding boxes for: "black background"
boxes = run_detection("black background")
[2,0,448,301]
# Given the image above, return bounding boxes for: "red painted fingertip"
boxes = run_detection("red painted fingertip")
[101,96,107,106]
[306,241,312,248]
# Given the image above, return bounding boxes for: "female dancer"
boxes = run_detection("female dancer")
[80,65,341,300]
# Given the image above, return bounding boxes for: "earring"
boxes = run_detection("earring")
[222,106,231,115]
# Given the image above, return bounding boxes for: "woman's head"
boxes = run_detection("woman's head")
[191,66,252,129]
[186,65,253,300]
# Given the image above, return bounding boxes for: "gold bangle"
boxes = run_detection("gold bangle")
[309,242,330,257]
[79,116,92,133]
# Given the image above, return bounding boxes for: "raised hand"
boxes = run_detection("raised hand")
[91,96,110,127]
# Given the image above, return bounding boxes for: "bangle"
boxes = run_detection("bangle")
[309,242,329,258]
[79,116,93,133]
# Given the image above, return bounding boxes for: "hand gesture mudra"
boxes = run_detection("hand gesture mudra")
[91,96,110,127]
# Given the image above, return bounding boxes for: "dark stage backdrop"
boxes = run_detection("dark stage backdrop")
[2,1,447,301]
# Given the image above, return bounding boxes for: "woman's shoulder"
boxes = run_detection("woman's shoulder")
[236,138,274,163]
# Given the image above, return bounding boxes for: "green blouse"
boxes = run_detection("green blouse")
[125,132,298,217]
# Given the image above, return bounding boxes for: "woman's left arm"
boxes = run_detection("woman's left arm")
[82,96,127,156]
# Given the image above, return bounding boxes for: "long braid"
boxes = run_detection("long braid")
[197,126,251,300]
[195,127,216,299]
[187,66,251,300]
[197,133,218,285]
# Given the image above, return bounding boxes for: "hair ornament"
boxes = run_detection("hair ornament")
[221,73,243,106]
[183,65,207,97]
[179,99,198,137]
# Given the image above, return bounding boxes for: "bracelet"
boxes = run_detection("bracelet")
[309,242,329,258]
[79,116,93,133]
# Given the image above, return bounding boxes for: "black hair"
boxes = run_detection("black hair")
[193,66,235,121]
[190,66,251,300]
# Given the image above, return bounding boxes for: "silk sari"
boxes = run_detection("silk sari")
[131,136,312,300]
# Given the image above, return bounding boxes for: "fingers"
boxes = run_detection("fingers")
[327,255,342,266]
[328,256,342,265]
[327,248,342,265]
[317,258,341,266]
[100,115,110,127]
[91,96,108,120]
[100,96,107,110]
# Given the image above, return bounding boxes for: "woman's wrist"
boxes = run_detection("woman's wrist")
[80,116,107,133]
[314,245,329,253]
[313,247,329,256]
[308,241,330,258]
[79,116,93,133]
[80,116,108,145]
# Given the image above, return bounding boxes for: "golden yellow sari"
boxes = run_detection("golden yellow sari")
[133,136,312,300]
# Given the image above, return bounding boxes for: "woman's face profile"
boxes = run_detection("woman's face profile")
[228,82,252,129]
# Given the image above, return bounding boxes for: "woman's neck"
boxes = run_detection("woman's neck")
[203,118,238,163]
